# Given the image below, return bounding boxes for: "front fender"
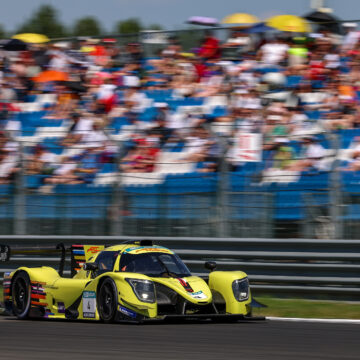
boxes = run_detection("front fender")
[209,271,251,315]
[84,272,158,319]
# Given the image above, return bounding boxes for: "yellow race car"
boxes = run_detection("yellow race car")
[1,241,264,323]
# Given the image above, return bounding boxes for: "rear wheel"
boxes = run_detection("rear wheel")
[97,278,118,323]
[11,271,31,319]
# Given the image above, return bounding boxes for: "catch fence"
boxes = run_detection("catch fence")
[1,236,360,299]
[0,155,358,239]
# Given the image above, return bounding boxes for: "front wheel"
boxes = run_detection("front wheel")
[11,271,31,319]
[97,278,118,323]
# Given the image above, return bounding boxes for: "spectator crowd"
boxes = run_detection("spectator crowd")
[0,23,360,186]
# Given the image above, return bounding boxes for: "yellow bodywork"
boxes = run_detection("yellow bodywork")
[5,244,252,321]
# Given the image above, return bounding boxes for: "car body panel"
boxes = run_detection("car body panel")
[209,271,251,314]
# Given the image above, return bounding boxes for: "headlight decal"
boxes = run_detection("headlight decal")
[232,278,250,302]
[126,279,156,303]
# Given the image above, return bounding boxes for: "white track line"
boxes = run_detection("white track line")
[267,316,360,324]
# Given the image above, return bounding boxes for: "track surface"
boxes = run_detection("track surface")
[0,317,358,359]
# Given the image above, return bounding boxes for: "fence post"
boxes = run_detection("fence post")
[329,132,342,239]
[14,142,26,235]
[110,141,124,236]
[217,136,229,237]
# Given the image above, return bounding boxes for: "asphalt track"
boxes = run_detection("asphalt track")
[0,317,359,359]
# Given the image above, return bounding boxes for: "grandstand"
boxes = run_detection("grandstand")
[0,26,360,239]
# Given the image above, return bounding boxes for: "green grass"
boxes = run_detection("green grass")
[0,285,3,303]
[253,297,360,319]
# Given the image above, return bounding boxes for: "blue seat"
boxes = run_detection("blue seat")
[286,75,303,88]
[100,163,117,173]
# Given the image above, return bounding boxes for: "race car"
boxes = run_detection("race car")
[1,241,264,323]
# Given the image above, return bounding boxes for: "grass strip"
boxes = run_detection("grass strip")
[253,296,360,319]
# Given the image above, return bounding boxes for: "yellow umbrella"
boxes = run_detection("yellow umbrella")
[222,13,260,26]
[12,33,49,44]
[266,15,310,33]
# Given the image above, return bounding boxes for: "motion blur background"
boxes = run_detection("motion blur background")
[0,1,359,241]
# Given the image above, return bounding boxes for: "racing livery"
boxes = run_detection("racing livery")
[1,241,263,323]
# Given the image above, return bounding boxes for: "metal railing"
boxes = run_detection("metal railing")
[1,236,360,299]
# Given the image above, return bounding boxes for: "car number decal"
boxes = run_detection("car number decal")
[82,291,96,318]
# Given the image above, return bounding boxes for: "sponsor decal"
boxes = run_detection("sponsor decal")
[82,291,96,318]
[86,246,102,254]
[57,302,65,314]
[177,278,194,293]
[124,246,173,255]
[44,309,55,318]
[119,305,137,319]
[30,281,48,307]
[190,291,207,300]
[3,275,11,300]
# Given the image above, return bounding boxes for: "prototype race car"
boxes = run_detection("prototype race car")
[1,241,264,323]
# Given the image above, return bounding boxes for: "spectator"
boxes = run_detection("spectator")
[198,31,220,60]
[288,136,328,171]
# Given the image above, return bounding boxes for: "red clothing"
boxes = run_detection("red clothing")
[194,62,206,81]
[199,37,220,59]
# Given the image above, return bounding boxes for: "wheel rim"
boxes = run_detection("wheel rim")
[14,278,29,314]
[100,283,114,319]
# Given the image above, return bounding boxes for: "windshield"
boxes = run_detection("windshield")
[119,252,191,278]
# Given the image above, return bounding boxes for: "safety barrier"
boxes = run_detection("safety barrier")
[1,236,360,298]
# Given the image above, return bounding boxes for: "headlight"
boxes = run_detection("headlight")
[126,279,155,303]
[232,278,249,302]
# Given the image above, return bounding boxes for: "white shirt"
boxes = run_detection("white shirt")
[324,53,340,69]
[97,84,116,100]
[39,152,57,165]
[54,162,77,175]
[343,31,360,49]
[73,118,94,135]
[125,91,148,113]
[48,53,68,71]
[82,130,107,148]
[3,141,19,153]
[185,137,208,154]
[261,43,289,65]
[123,75,140,88]
[306,144,326,159]
[0,154,18,178]
[5,120,21,137]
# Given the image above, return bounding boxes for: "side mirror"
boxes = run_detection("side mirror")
[83,262,98,272]
[204,261,217,272]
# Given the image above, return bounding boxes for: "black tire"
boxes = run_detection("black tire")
[11,271,31,319]
[97,278,118,323]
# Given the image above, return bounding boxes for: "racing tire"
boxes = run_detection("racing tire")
[97,278,118,323]
[11,271,31,319]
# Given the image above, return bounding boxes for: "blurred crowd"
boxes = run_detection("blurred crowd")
[0,24,360,185]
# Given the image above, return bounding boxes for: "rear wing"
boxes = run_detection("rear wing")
[0,243,66,276]
[1,243,107,278]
